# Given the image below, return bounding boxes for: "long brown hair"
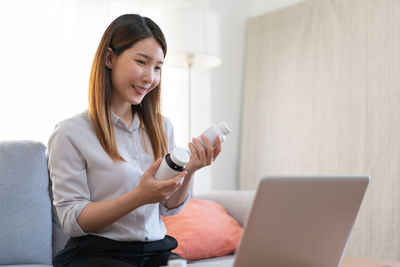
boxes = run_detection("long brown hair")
[88,14,168,161]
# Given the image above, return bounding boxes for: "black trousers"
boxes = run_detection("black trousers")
[53,235,180,267]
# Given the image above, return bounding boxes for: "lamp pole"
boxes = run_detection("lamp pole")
[186,54,194,143]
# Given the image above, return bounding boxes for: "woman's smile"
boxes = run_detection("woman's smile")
[133,85,146,95]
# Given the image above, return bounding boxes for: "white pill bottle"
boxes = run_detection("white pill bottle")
[197,121,232,148]
[154,147,190,180]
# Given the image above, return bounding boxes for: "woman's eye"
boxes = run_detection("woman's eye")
[155,66,162,71]
[136,60,145,65]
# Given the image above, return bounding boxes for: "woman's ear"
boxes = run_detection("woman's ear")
[105,48,114,69]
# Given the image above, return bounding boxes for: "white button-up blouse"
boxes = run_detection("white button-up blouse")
[47,111,189,242]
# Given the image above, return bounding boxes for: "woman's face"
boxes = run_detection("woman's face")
[107,37,164,107]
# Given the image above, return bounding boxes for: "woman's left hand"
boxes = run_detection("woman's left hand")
[186,135,222,174]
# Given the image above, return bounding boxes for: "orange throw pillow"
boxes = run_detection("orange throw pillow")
[162,198,243,261]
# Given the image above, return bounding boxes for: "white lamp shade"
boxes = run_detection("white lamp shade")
[159,8,221,69]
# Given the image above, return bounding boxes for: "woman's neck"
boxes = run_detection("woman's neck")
[111,104,133,128]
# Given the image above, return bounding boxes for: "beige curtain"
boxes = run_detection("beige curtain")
[240,0,400,260]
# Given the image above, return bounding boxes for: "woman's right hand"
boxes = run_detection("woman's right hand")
[76,158,185,233]
[136,158,186,205]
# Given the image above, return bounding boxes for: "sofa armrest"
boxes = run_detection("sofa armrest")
[194,190,255,226]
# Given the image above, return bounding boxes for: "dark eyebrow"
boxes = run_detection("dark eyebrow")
[136,53,164,65]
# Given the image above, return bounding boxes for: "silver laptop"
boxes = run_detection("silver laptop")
[188,175,369,267]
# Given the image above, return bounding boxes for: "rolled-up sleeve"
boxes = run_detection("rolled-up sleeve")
[48,122,90,237]
[159,191,191,216]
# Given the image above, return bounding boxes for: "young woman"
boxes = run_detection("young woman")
[48,14,221,267]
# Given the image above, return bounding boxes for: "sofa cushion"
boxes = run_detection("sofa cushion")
[0,141,52,265]
[194,190,255,226]
[162,198,242,261]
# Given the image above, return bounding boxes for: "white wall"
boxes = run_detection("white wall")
[207,0,250,190]
[207,0,306,190]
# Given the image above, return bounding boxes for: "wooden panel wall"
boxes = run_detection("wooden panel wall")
[240,0,400,260]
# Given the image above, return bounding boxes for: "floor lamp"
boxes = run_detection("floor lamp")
[159,8,222,142]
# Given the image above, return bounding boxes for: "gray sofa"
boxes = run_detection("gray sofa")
[0,140,254,266]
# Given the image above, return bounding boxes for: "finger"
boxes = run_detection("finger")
[174,171,187,185]
[145,158,163,176]
[188,142,197,155]
[200,135,214,165]
[192,138,206,162]
[187,143,198,172]
[156,179,180,201]
[161,181,182,200]
[159,171,186,190]
[213,136,222,160]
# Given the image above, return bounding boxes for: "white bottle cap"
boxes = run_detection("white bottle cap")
[218,121,232,135]
[168,259,187,267]
[170,147,190,167]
